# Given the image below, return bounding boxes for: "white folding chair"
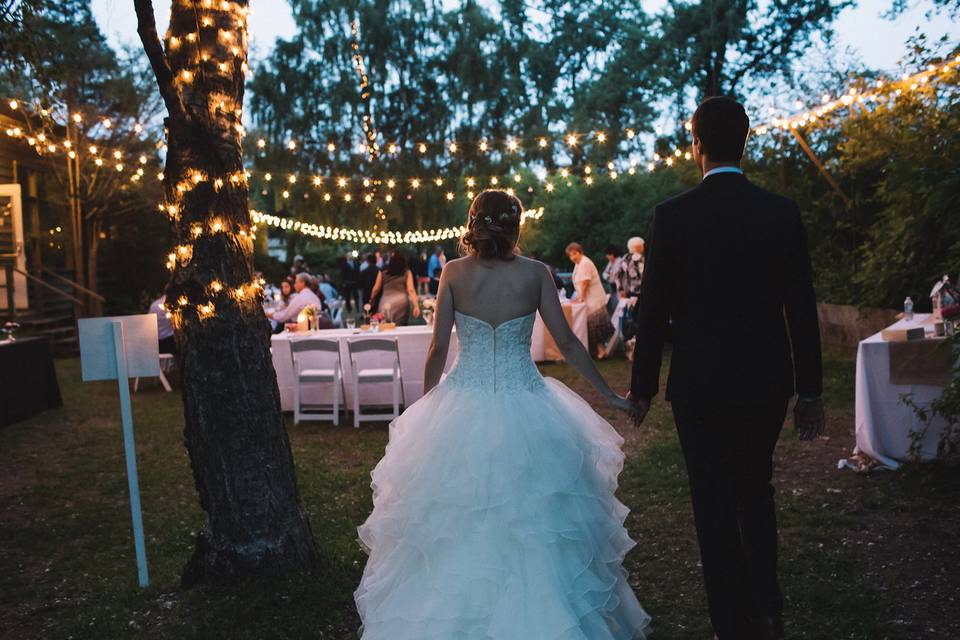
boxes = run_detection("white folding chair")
[291,337,346,425]
[134,353,175,392]
[347,338,405,428]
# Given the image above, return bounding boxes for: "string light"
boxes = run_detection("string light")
[249,204,546,246]
[350,19,378,159]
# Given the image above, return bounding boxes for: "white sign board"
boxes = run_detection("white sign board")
[79,314,160,381]
[77,314,162,588]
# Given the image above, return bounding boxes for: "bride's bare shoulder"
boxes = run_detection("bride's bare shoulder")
[515,254,552,277]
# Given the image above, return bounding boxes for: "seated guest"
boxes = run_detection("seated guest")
[318,275,338,303]
[370,250,420,325]
[307,274,328,311]
[149,294,176,354]
[267,273,322,325]
[279,276,296,307]
[359,253,380,309]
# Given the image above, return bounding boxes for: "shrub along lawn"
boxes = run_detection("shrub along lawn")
[1,352,958,639]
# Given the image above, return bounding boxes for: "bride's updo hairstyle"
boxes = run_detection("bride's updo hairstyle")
[459,189,523,260]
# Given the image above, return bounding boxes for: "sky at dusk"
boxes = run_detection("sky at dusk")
[93,0,957,74]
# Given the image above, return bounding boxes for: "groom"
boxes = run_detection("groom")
[629,97,824,640]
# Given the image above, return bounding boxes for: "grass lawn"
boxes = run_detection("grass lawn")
[1,351,958,639]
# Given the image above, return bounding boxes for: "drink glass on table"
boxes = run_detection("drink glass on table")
[346,317,356,330]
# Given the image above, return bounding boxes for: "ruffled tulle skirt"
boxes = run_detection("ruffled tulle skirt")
[355,378,651,639]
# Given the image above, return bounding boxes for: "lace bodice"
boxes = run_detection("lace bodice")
[444,311,546,394]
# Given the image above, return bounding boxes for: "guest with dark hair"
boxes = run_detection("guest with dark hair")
[427,246,446,295]
[602,244,623,296]
[359,253,380,309]
[339,253,361,312]
[371,251,420,325]
[279,276,296,307]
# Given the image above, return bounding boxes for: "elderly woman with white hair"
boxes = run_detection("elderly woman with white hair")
[616,236,645,298]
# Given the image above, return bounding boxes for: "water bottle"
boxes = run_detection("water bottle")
[904,296,914,322]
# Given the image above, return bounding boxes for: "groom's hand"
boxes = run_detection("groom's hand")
[794,396,825,441]
[626,392,650,427]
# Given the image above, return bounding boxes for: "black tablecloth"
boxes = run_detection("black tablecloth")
[0,336,63,427]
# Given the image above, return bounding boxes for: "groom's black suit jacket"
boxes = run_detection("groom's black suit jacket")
[631,171,822,407]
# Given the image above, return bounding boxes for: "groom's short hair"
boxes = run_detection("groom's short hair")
[691,97,750,163]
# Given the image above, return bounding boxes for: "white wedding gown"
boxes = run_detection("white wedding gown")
[355,311,651,639]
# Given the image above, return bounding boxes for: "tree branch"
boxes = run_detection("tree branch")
[134,0,187,122]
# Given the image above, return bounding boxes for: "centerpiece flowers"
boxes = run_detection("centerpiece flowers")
[421,298,436,325]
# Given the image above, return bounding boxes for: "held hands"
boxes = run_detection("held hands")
[794,396,825,441]
[607,391,650,427]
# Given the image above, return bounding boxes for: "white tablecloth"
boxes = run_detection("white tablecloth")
[531,302,589,362]
[271,326,459,411]
[853,315,950,469]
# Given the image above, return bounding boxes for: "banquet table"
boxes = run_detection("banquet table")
[271,325,460,412]
[850,314,953,470]
[530,302,589,362]
[0,336,62,427]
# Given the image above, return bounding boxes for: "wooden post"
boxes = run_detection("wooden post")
[789,128,853,209]
[65,122,87,318]
[3,263,14,322]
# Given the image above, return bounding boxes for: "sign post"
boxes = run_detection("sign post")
[78,314,160,588]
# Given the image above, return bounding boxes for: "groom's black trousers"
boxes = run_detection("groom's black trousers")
[672,400,788,640]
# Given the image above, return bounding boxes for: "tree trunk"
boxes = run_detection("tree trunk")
[85,218,102,316]
[135,0,318,587]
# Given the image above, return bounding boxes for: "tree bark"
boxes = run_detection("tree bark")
[135,0,318,587]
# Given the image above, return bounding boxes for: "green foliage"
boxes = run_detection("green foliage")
[904,333,960,462]
[522,165,699,266]
[0,0,167,306]
[748,40,960,309]
[654,0,852,104]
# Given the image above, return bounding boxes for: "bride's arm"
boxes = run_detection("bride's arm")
[423,264,455,394]
[538,265,630,410]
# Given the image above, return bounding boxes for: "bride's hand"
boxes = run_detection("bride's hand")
[606,393,637,416]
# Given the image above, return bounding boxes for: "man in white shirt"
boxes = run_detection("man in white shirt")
[149,294,176,354]
[268,273,322,324]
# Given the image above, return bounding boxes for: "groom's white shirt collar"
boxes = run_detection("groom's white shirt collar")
[702,166,743,180]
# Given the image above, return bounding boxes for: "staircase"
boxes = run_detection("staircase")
[12,297,79,356]
[1,269,100,357]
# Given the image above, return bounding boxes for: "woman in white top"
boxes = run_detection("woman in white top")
[566,242,614,358]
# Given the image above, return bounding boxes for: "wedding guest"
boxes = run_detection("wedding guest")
[411,251,430,295]
[149,294,176,354]
[318,274,338,302]
[427,245,446,295]
[371,250,421,325]
[616,236,645,298]
[566,242,614,358]
[289,254,308,276]
[339,253,361,312]
[279,276,296,307]
[603,245,623,296]
[359,253,380,309]
[267,272,322,325]
[307,274,329,311]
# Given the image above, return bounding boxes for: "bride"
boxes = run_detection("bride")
[354,190,651,639]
